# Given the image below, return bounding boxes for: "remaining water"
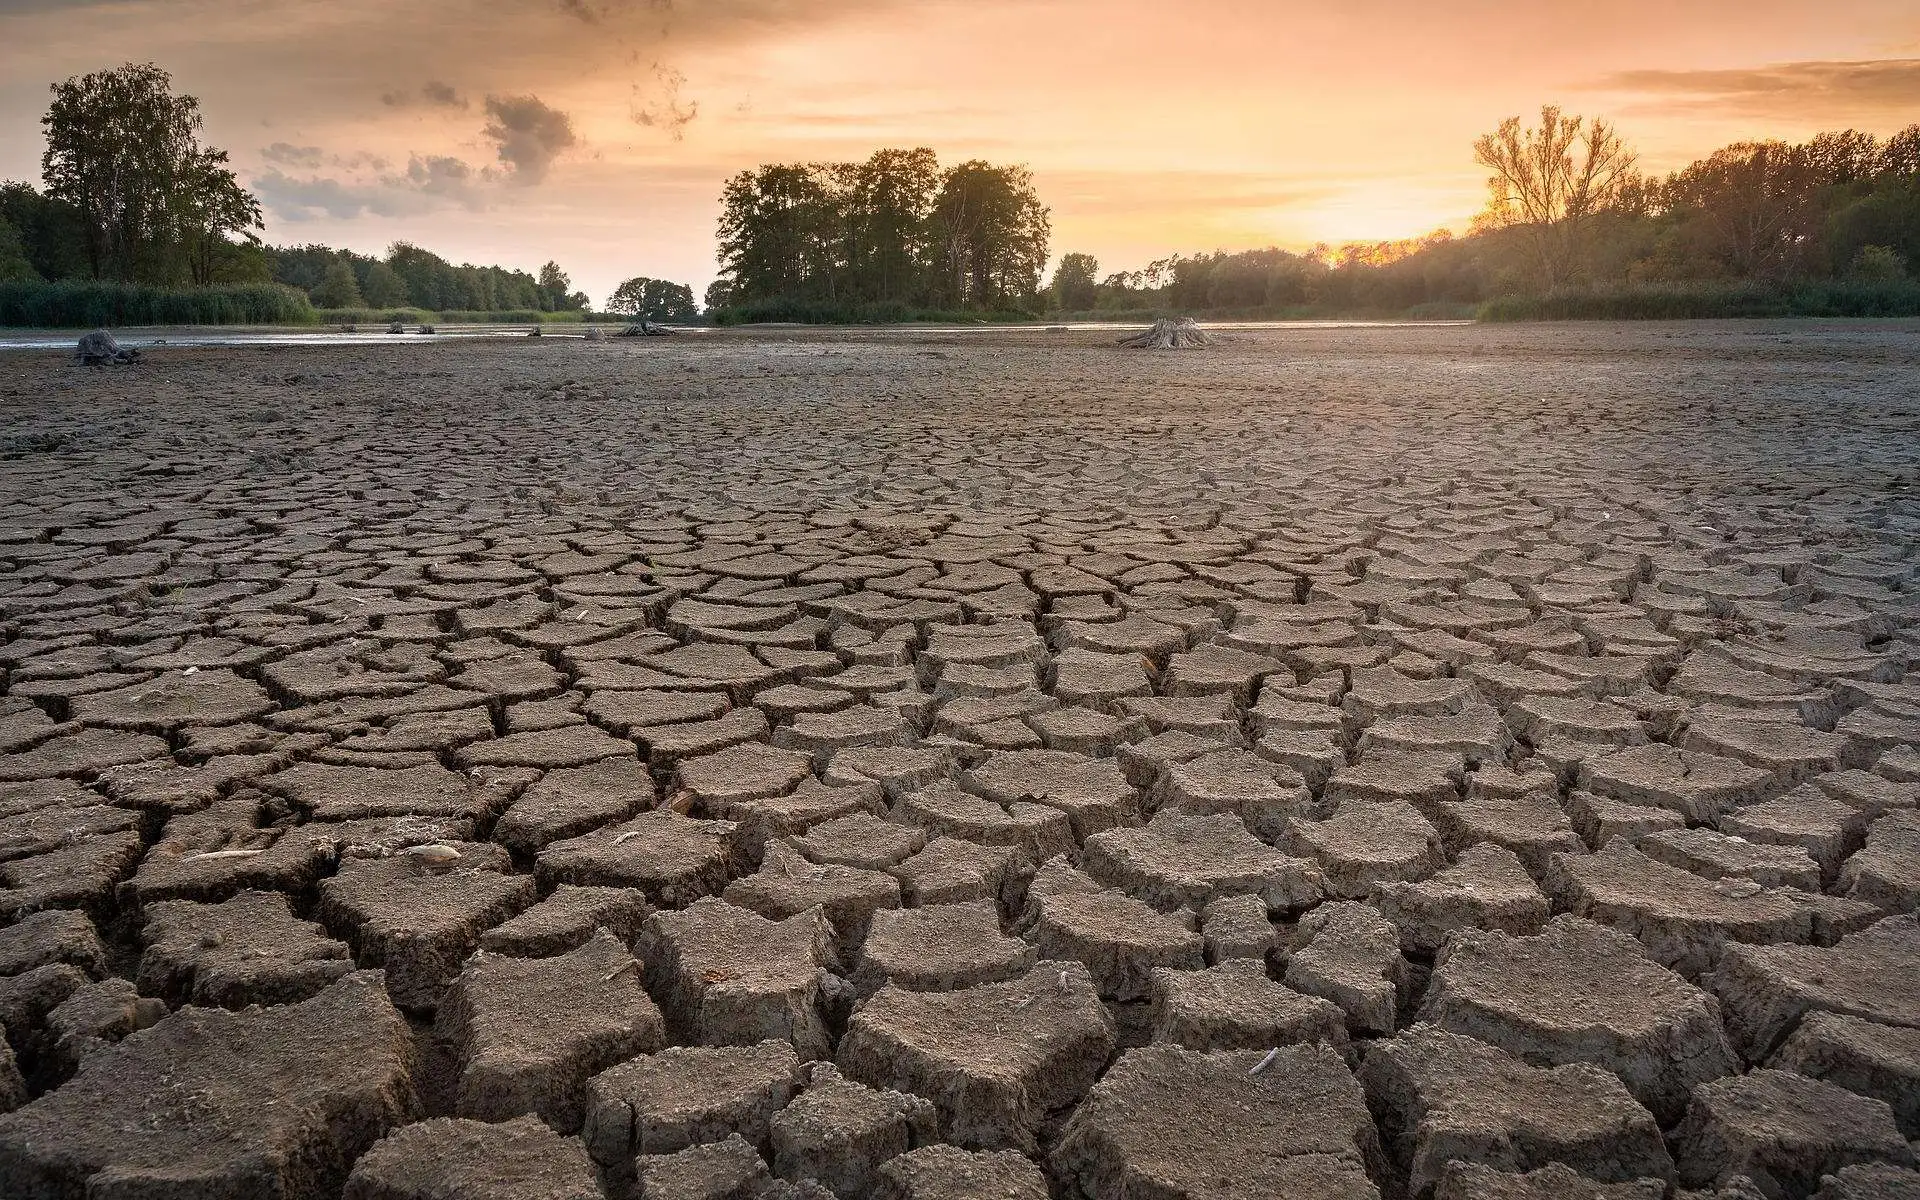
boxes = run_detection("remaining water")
[0,318,1470,351]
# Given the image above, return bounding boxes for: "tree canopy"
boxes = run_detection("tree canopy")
[607,276,698,321]
[715,148,1049,315]
[1065,118,1920,316]
[40,62,261,284]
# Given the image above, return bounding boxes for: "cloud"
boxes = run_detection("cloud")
[1592,58,1920,118]
[252,169,434,220]
[381,79,470,110]
[481,93,578,183]
[402,153,496,205]
[252,153,496,220]
[260,141,324,168]
[631,64,697,140]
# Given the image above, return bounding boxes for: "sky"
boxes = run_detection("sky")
[1,0,1917,305]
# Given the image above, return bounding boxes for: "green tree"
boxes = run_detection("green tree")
[607,276,698,320]
[1048,252,1098,310]
[311,258,365,307]
[175,147,263,285]
[703,278,734,312]
[0,215,41,282]
[1473,105,1637,290]
[41,62,259,283]
[0,182,89,280]
[537,260,585,311]
[359,260,410,307]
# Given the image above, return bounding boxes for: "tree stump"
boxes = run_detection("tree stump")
[1117,318,1213,349]
[74,330,139,366]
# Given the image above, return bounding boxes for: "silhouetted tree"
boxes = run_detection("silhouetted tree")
[1473,105,1637,289]
[927,160,1049,310]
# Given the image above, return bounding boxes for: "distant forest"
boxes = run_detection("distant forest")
[0,62,668,325]
[1049,114,1920,320]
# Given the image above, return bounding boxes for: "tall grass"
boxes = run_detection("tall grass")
[0,280,318,328]
[1478,280,1920,321]
[313,308,592,325]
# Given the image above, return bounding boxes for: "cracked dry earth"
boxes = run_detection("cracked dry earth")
[0,321,1917,1200]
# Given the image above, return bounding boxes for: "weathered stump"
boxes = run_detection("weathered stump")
[1118,318,1213,349]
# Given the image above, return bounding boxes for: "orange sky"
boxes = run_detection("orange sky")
[2,0,1917,304]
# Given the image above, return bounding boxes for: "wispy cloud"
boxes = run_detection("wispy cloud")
[381,79,470,110]
[631,64,697,140]
[1592,58,1920,119]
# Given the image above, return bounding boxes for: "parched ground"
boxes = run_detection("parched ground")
[0,322,1916,1200]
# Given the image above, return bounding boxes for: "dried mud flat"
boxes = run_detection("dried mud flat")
[0,321,1917,1200]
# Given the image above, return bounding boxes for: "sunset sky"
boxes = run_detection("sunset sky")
[2,0,1917,304]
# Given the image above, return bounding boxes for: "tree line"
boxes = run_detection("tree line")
[711,149,1050,319]
[262,243,591,314]
[1,61,704,323]
[1055,111,1920,317]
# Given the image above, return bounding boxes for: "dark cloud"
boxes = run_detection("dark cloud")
[630,64,697,140]
[1594,58,1920,117]
[420,79,468,109]
[260,141,325,168]
[381,79,470,110]
[481,93,578,184]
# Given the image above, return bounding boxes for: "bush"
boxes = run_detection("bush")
[1851,245,1908,282]
[1476,280,1920,321]
[0,279,316,327]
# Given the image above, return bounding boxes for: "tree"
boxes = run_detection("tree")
[845,148,939,303]
[537,261,585,311]
[1663,142,1823,279]
[0,216,41,282]
[927,161,1050,310]
[311,259,364,308]
[359,260,410,307]
[175,147,262,285]
[703,278,734,313]
[0,183,88,281]
[1048,252,1098,310]
[1473,105,1637,290]
[607,276,698,321]
[716,164,838,304]
[41,62,259,283]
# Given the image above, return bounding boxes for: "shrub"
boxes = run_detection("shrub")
[1851,245,1908,282]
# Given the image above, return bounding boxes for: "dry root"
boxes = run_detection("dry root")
[1117,318,1214,350]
